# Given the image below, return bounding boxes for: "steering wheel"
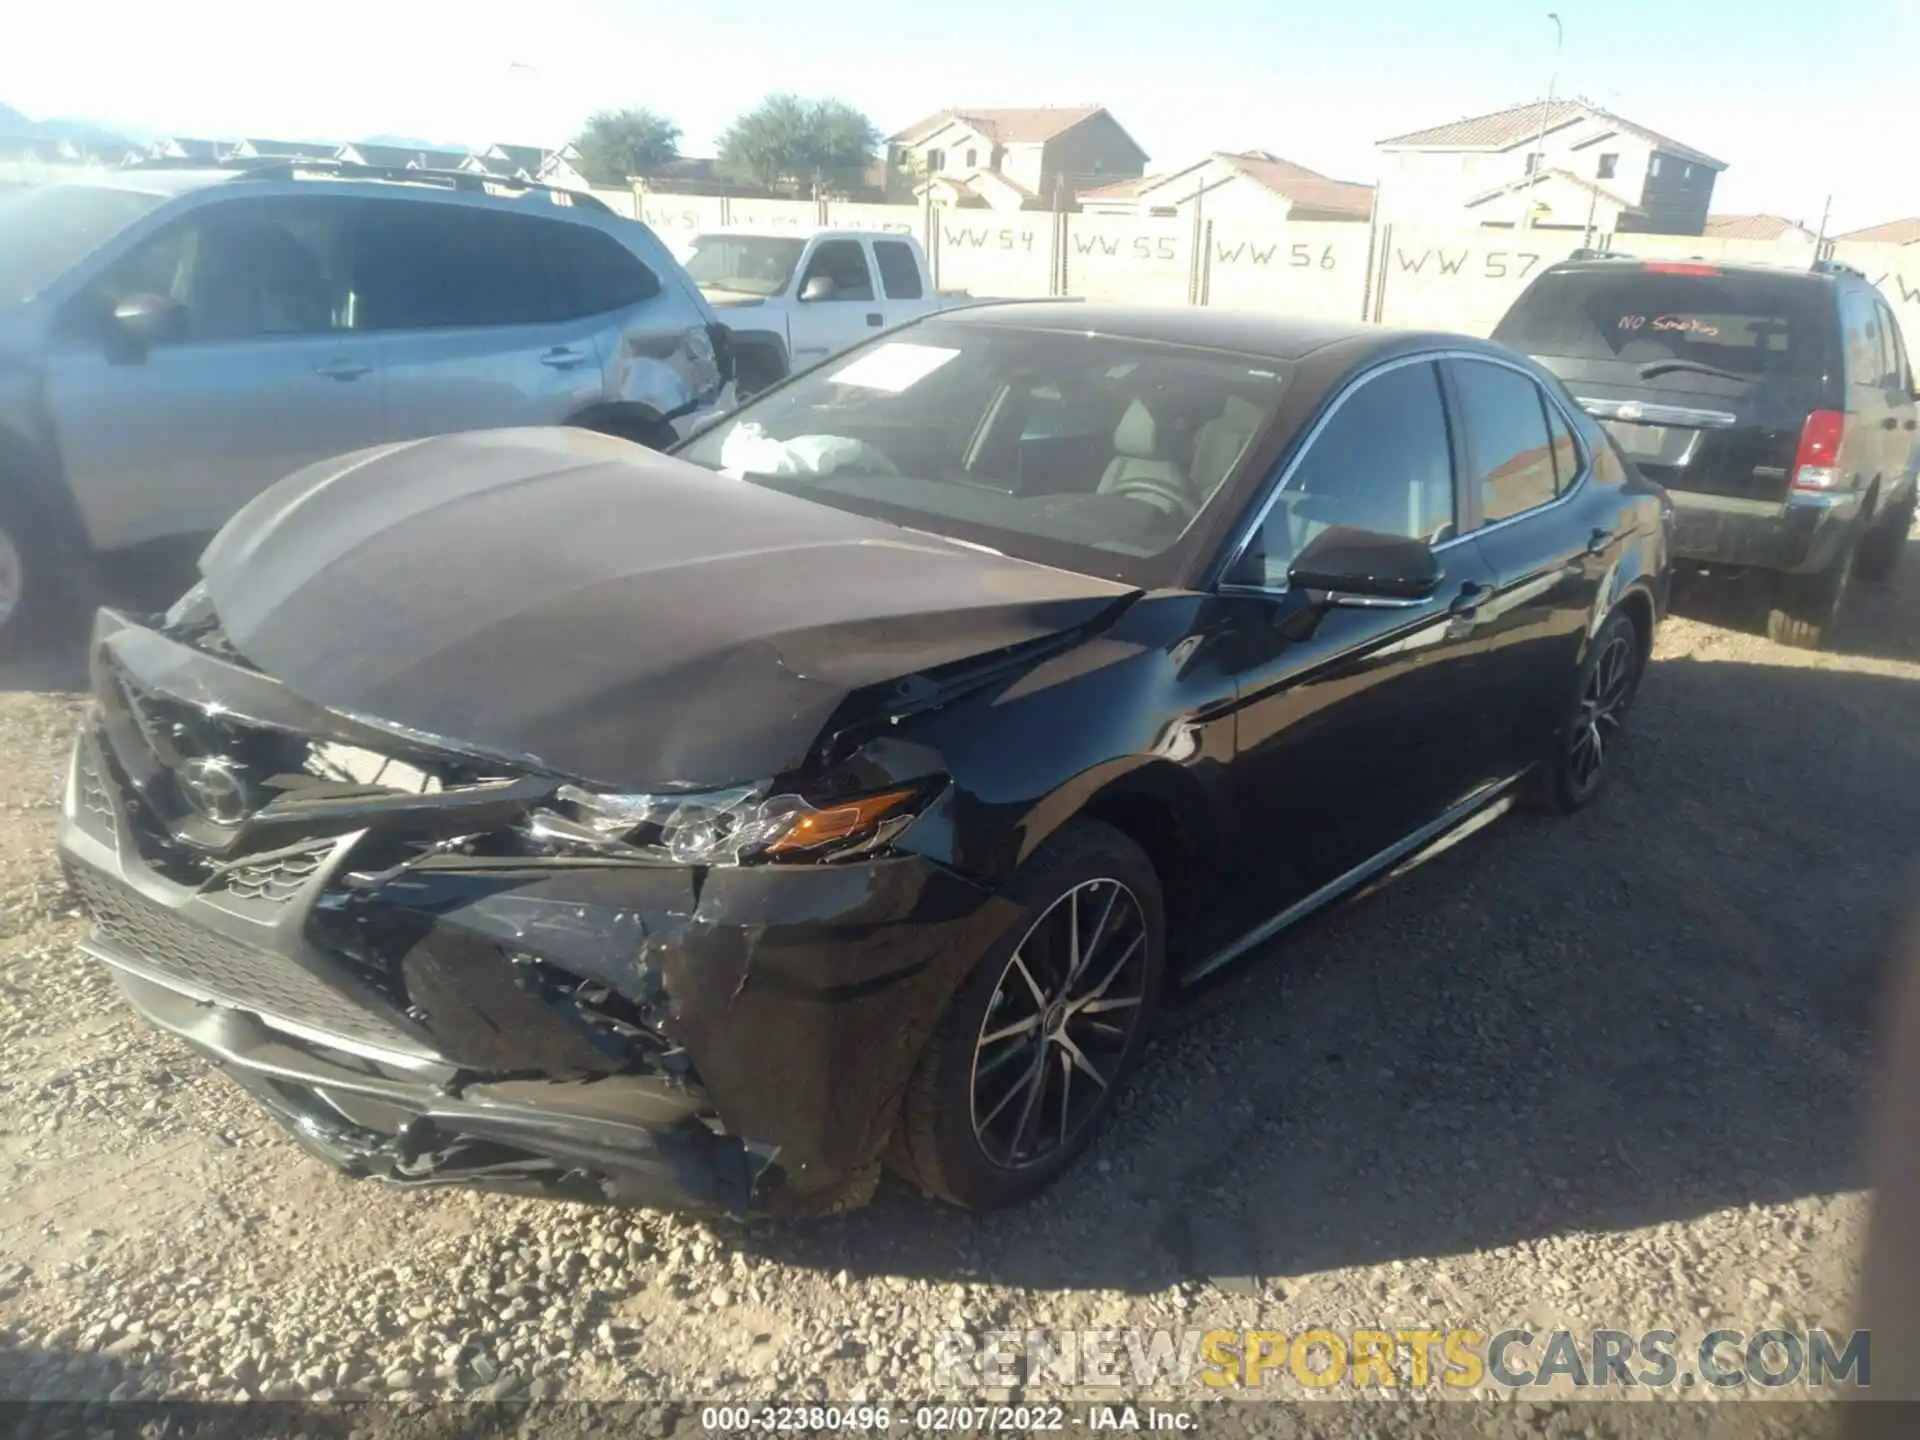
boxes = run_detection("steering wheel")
[1107,474,1199,524]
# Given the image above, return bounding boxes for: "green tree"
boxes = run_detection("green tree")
[572,107,681,185]
[717,94,880,195]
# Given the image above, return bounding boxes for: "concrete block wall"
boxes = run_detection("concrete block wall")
[615,189,1920,344]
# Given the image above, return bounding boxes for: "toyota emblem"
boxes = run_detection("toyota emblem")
[175,756,252,827]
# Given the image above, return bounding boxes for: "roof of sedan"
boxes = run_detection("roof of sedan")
[934,301,1472,362]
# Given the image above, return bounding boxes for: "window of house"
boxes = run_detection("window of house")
[1684,164,1694,179]
[1451,359,1558,522]
[927,148,945,171]
[1524,153,1541,174]
[1650,156,1663,177]
[1596,153,1618,179]
[965,148,978,168]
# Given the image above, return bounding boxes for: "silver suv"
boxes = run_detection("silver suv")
[0,161,734,652]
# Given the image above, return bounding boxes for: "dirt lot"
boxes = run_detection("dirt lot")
[2,539,1918,1426]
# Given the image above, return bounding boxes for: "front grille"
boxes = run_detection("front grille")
[213,845,330,905]
[70,866,426,1054]
[76,745,113,822]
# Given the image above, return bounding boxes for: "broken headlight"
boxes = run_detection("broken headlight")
[528,783,927,865]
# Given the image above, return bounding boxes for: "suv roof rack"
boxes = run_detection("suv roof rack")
[1811,257,1866,281]
[119,155,613,214]
[1567,246,1633,261]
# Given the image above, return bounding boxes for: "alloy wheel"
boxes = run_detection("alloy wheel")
[969,878,1150,1169]
[0,524,22,631]
[1567,630,1636,796]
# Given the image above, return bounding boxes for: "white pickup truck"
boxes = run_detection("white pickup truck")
[679,228,952,395]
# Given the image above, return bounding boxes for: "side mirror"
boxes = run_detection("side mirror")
[799,275,836,302]
[1287,524,1443,603]
[108,293,185,361]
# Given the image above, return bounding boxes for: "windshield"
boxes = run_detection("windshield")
[0,185,167,307]
[675,319,1290,581]
[683,235,806,296]
[1494,269,1823,381]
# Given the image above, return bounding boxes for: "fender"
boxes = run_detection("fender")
[1014,754,1224,892]
[606,327,720,426]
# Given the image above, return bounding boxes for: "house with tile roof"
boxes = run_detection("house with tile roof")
[1376,99,1726,236]
[1836,218,1920,246]
[1704,214,1815,242]
[1080,150,1373,223]
[885,105,1148,210]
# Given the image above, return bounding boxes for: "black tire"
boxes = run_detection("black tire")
[1856,487,1916,584]
[575,410,677,451]
[0,483,59,662]
[888,818,1164,1211]
[1523,609,1646,815]
[1766,539,1855,649]
[733,348,785,401]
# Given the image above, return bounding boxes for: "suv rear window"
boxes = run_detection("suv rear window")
[1494,269,1824,380]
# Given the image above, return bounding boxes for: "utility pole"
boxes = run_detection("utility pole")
[1813,194,1834,260]
[1522,12,1564,233]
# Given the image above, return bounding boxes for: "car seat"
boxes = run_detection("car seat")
[1191,394,1266,500]
[1096,399,1202,519]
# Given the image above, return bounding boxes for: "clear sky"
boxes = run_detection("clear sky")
[7,0,1917,231]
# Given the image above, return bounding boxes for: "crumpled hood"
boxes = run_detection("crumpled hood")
[199,427,1134,788]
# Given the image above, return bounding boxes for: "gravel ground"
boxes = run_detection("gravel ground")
[2,536,1917,1432]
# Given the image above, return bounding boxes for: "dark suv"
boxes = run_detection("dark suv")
[1495,255,1917,647]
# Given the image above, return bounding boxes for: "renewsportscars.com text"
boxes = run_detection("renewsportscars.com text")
[930,1327,1871,1391]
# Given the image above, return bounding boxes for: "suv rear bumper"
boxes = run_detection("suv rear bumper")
[1668,488,1862,574]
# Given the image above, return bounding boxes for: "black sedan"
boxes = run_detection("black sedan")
[57,305,1671,1216]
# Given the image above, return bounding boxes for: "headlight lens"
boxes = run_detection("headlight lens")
[532,782,926,865]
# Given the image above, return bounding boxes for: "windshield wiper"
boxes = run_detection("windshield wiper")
[1637,359,1753,383]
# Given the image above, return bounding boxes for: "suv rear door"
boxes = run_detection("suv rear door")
[1842,289,1909,504]
[348,200,609,440]
[1493,265,1838,505]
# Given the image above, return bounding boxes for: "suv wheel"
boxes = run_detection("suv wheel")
[1766,540,1855,649]
[1856,486,1916,583]
[889,819,1164,1211]
[0,485,55,660]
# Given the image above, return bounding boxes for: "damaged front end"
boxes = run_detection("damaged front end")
[57,606,1008,1217]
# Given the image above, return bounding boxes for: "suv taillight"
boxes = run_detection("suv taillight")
[1790,410,1846,492]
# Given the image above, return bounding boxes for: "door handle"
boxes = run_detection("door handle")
[865,312,884,327]
[1448,581,1488,624]
[540,346,588,369]
[1586,526,1617,556]
[314,359,371,381]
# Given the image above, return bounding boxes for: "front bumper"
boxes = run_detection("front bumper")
[1668,487,1862,574]
[57,621,1009,1215]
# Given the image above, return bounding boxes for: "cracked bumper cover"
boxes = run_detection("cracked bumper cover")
[58,723,1011,1217]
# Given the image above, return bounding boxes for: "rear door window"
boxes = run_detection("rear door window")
[353,203,562,331]
[1494,269,1821,384]
[541,222,661,316]
[873,240,924,300]
[1451,359,1559,522]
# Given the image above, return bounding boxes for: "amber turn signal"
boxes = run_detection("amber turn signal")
[765,787,923,854]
